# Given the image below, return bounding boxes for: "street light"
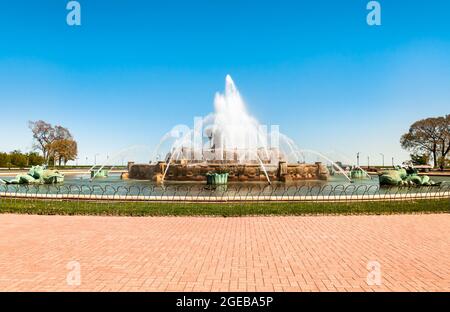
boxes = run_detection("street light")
[367,156,370,169]
[356,152,360,167]
[379,153,384,167]
[94,153,100,166]
[392,157,394,167]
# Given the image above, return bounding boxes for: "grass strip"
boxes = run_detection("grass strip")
[0,198,448,216]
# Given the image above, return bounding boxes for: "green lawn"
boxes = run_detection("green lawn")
[0,198,448,216]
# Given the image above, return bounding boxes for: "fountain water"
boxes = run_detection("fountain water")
[128,75,333,183]
[296,149,352,182]
[90,145,152,180]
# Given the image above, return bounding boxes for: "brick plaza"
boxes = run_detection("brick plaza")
[0,214,449,291]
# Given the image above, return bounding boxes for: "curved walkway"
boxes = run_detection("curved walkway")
[0,214,449,291]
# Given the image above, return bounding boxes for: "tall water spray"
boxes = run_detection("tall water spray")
[210,75,267,153]
[155,75,275,164]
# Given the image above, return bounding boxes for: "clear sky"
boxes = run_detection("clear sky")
[0,0,449,165]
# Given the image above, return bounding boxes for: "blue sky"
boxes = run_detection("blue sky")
[0,0,449,165]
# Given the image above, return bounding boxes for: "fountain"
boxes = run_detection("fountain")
[128,75,339,184]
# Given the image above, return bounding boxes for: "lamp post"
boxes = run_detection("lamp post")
[392,157,394,167]
[356,152,360,167]
[379,153,384,167]
[94,153,99,166]
[85,156,88,166]
[367,156,370,169]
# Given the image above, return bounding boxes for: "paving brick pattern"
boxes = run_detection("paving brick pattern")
[0,214,449,291]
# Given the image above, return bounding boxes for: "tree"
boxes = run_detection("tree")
[0,152,10,168]
[54,125,73,141]
[9,150,28,168]
[28,120,55,161]
[410,153,430,166]
[438,114,450,169]
[29,120,75,164]
[401,115,450,169]
[27,152,45,166]
[48,139,78,166]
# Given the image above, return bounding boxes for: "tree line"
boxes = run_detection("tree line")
[401,114,450,169]
[0,151,45,168]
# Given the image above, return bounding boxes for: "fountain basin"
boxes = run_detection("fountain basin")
[127,161,328,183]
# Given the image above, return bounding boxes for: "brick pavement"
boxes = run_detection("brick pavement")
[0,214,449,291]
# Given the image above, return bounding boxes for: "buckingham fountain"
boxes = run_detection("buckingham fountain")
[126,75,330,184]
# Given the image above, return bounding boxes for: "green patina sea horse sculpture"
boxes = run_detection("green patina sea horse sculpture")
[0,165,64,185]
[378,166,440,187]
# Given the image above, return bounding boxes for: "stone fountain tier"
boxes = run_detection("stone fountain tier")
[126,161,329,183]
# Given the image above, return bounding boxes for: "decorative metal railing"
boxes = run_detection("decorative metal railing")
[1,183,449,202]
